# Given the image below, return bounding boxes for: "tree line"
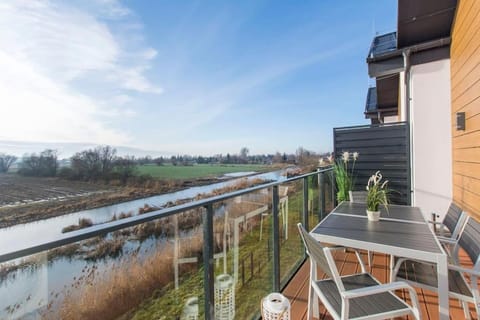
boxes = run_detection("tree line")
[0,146,137,184]
[0,145,322,183]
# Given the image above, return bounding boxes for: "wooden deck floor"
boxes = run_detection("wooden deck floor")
[282,250,477,320]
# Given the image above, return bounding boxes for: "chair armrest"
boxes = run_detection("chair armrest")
[342,281,417,299]
[325,247,367,273]
[448,264,480,277]
[428,220,448,236]
[327,246,347,251]
[437,236,456,244]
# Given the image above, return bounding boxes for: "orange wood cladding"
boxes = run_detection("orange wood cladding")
[451,0,480,219]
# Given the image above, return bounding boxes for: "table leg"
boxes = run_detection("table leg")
[436,254,449,320]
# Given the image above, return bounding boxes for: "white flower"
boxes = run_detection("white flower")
[342,151,350,163]
[319,158,324,165]
[367,175,373,184]
[327,155,333,163]
[353,152,359,161]
[381,180,389,189]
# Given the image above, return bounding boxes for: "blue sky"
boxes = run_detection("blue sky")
[0,1,397,156]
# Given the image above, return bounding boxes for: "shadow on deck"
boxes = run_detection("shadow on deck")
[282,250,477,320]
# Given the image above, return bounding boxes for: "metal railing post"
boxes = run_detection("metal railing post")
[331,169,336,208]
[272,185,280,292]
[319,170,325,221]
[303,177,309,230]
[203,204,215,319]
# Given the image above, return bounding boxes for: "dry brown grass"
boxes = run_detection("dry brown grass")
[61,218,93,233]
[42,222,232,320]
[194,178,266,200]
[44,234,203,320]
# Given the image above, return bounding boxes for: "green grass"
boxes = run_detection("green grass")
[136,164,270,180]
[129,182,311,319]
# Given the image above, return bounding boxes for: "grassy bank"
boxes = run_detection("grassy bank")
[136,164,270,179]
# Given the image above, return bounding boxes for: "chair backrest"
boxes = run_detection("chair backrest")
[443,202,464,235]
[349,190,367,203]
[297,223,334,280]
[456,217,480,267]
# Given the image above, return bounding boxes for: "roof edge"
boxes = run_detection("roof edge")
[366,36,451,63]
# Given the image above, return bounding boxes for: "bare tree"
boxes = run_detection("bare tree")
[114,156,137,184]
[0,153,17,173]
[71,149,101,180]
[239,147,249,164]
[99,145,117,177]
[71,146,116,181]
[272,152,283,164]
[18,149,57,176]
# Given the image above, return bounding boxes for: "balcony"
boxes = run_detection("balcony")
[0,161,478,319]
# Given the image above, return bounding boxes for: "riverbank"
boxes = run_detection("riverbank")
[0,176,240,228]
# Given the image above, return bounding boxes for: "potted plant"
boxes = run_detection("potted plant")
[366,171,389,221]
[333,151,358,202]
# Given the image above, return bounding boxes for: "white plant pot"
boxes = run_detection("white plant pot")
[366,210,380,222]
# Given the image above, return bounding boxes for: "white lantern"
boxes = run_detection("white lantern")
[261,292,290,320]
[215,274,235,320]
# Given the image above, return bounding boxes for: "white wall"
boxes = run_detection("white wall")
[399,71,407,121]
[383,115,399,123]
[410,59,452,220]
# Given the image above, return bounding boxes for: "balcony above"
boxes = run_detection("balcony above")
[364,77,399,123]
[366,0,456,78]
[368,32,397,58]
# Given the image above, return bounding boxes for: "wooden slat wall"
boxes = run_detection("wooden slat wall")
[333,122,410,205]
[451,0,480,219]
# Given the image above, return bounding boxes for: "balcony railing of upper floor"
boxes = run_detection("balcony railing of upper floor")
[0,167,334,320]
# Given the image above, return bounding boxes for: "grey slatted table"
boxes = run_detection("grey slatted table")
[310,202,449,320]
[332,201,426,223]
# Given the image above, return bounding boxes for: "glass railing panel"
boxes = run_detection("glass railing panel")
[278,179,304,288]
[0,210,205,320]
[212,186,273,319]
[1,251,49,319]
[325,169,335,212]
[308,173,321,226]
[129,209,205,320]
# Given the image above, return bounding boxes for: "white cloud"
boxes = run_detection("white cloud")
[93,0,131,19]
[0,0,160,145]
[0,50,129,144]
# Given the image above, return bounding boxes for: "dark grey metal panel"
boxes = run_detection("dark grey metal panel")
[313,214,442,253]
[443,202,463,233]
[458,218,480,264]
[333,122,411,205]
[410,46,450,65]
[368,56,404,78]
[334,202,424,223]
